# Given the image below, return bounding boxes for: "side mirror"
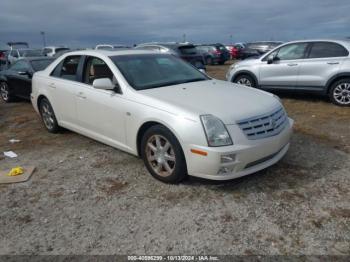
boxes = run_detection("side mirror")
[199,68,207,75]
[92,78,115,90]
[267,56,279,64]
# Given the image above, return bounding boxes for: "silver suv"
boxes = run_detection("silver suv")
[226,39,350,106]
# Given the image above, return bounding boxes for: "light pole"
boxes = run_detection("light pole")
[230,34,233,45]
[40,31,46,47]
[182,33,186,43]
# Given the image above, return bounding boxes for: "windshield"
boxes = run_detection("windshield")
[30,59,53,71]
[111,54,209,90]
[19,49,43,57]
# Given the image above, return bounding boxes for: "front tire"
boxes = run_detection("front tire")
[234,74,256,88]
[0,82,14,103]
[39,98,60,133]
[329,78,350,106]
[141,125,187,183]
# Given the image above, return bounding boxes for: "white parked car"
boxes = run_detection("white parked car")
[43,46,70,57]
[31,50,293,183]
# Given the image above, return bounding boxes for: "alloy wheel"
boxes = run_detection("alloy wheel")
[0,82,9,101]
[145,134,176,177]
[41,102,55,130]
[333,83,350,105]
[237,77,252,87]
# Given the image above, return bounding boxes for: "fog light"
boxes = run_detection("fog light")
[221,153,236,163]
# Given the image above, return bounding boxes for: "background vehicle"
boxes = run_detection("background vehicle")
[95,44,130,50]
[196,44,230,64]
[227,39,350,106]
[0,43,10,71]
[234,43,261,60]
[43,46,70,57]
[136,42,206,70]
[0,57,53,102]
[7,49,44,64]
[31,50,292,183]
[196,45,221,65]
[226,45,239,59]
[246,41,283,54]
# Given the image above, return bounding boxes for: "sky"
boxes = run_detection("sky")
[0,0,349,48]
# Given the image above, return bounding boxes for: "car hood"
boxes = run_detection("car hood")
[139,80,281,125]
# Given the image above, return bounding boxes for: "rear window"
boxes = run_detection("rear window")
[178,46,198,55]
[308,42,349,58]
[30,59,53,71]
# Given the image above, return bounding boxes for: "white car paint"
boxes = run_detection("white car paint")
[31,49,293,181]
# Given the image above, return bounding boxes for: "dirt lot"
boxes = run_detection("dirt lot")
[0,63,349,255]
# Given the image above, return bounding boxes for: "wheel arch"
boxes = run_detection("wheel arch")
[231,70,259,87]
[325,73,350,94]
[136,120,184,157]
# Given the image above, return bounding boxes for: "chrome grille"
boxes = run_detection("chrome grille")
[237,106,288,140]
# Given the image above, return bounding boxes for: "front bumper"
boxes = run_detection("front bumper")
[186,118,293,180]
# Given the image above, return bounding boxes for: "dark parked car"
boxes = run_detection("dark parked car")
[0,57,54,102]
[234,43,261,60]
[196,45,222,65]
[245,41,283,54]
[196,44,230,65]
[135,42,206,70]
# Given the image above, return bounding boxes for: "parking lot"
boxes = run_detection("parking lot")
[0,63,349,255]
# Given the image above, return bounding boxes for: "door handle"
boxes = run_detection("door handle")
[287,63,298,66]
[76,92,86,99]
[327,62,339,65]
[49,83,56,88]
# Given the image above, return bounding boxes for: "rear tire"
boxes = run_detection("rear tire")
[329,78,350,106]
[39,98,60,133]
[0,82,14,103]
[141,125,187,183]
[234,74,256,88]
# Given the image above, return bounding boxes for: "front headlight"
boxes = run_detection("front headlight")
[200,115,233,147]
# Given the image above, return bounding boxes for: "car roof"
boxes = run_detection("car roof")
[280,39,350,48]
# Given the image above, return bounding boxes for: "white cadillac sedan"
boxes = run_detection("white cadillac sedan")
[31,49,293,183]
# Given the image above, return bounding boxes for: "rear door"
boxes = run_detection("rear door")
[48,55,83,126]
[296,42,348,90]
[259,42,308,89]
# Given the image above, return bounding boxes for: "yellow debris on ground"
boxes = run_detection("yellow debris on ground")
[7,167,24,176]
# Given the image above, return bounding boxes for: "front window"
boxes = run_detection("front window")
[275,43,308,60]
[111,54,209,90]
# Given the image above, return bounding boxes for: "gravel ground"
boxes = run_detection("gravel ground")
[0,64,349,255]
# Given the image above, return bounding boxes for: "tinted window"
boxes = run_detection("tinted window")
[10,60,30,71]
[83,57,114,85]
[111,54,208,90]
[178,46,198,55]
[276,43,308,60]
[30,59,53,71]
[309,42,349,58]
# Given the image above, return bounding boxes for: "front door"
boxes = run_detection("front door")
[75,56,128,149]
[259,43,308,89]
